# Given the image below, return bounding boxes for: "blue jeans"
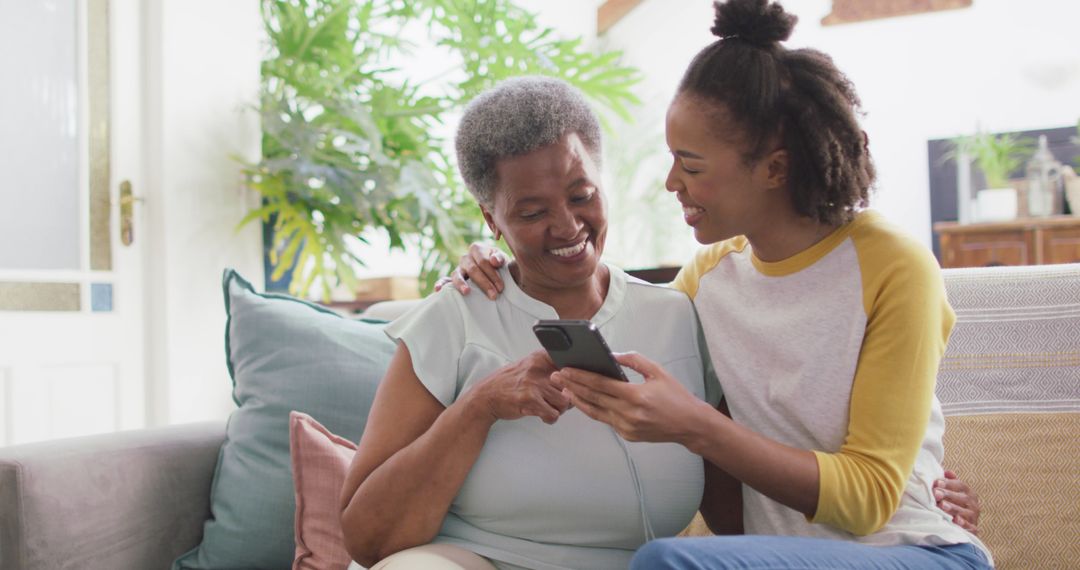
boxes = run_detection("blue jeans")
[630,536,992,570]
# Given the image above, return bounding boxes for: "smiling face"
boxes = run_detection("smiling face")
[664,94,787,245]
[482,132,607,294]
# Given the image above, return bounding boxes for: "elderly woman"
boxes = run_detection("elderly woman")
[339,76,723,570]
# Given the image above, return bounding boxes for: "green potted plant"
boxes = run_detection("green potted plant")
[242,0,641,299]
[949,130,1033,222]
[952,130,1033,190]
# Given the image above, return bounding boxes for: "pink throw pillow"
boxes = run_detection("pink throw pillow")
[289,410,357,570]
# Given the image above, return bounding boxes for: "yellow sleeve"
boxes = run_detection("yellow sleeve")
[809,231,955,536]
[670,239,745,298]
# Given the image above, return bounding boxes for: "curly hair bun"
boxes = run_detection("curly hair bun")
[711,0,796,47]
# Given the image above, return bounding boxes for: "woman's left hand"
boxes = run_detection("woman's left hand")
[555,352,711,443]
[934,470,981,534]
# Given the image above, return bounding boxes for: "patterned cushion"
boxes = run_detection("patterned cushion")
[290,411,356,570]
[938,263,1080,570]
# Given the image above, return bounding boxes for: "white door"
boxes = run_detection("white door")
[0,0,147,445]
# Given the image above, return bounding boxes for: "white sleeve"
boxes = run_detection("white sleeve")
[383,289,467,407]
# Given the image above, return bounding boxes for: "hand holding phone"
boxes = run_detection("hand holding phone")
[532,319,629,382]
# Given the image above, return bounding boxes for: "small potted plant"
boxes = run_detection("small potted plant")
[950,130,1034,221]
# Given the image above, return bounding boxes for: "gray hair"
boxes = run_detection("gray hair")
[454,76,602,206]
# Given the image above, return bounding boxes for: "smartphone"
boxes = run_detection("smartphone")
[532,319,629,381]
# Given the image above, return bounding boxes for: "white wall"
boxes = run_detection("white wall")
[519,0,601,45]
[143,0,264,424]
[602,0,1080,249]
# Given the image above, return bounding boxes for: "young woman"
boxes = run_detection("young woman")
[442,1,990,568]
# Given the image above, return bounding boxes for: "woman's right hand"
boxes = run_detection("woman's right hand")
[434,242,507,299]
[469,350,571,425]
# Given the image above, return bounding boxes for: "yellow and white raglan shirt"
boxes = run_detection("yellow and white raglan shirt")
[673,211,989,558]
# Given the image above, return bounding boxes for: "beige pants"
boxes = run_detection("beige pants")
[365,543,498,570]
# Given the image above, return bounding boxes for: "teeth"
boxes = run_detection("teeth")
[682,205,704,216]
[550,241,587,257]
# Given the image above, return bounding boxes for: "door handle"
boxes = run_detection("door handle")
[118,180,143,246]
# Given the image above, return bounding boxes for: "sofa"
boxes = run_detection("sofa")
[2,263,1077,570]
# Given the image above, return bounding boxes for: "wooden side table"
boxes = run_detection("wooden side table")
[934,216,1080,268]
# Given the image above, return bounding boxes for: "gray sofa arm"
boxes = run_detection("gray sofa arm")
[0,422,225,570]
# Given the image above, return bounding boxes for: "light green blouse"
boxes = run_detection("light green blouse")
[384,263,720,570]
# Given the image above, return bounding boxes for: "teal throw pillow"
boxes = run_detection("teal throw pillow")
[172,269,395,570]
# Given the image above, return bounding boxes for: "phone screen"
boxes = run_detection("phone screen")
[533,319,628,381]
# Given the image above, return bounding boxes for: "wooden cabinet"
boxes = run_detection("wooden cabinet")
[934,216,1080,268]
